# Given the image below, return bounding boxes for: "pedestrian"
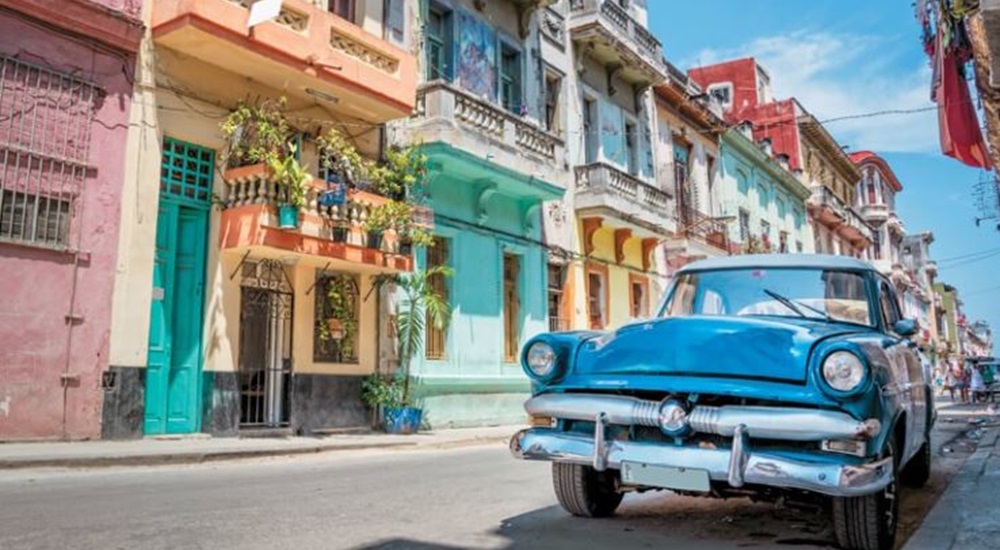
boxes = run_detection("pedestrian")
[945,365,959,401]
[971,365,986,403]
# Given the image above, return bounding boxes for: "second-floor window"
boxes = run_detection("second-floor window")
[625,121,638,176]
[329,0,355,22]
[761,220,771,249]
[779,231,789,253]
[426,4,453,81]
[544,69,562,134]
[500,44,522,114]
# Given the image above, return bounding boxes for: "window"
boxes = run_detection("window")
[425,237,450,359]
[544,70,563,134]
[779,231,789,253]
[503,254,521,362]
[796,241,803,253]
[708,83,733,110]
[738,209,750,242]
[624,121,638,176]
[630,276,649,318]
[426,4,453,81]
[879,279,902,329]
[587,267,607,329]
[329,0,355,21]
[760,220,771,250]
[1,190,71,246]
[500,44,522,114]
[314,273,361,364]
[872,231,882,260]
[547,263,566,331]
[664,268,873,326]
[383,0,406,47]
[583,98,598,164]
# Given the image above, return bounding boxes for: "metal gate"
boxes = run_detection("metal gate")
[238,260,293,428]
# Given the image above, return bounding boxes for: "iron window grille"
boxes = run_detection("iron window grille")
[0,54,101,249]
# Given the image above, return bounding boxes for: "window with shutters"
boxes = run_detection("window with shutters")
[503,254,521,362]
[544,68,563,134]
[500,43,522,114]
[0,54,99,249]
[328,0,355,22]
[547,263,567,331]
[426,3,453,81]
[425,237,450,360]
[586,265,608,330]
[383,0,406,47]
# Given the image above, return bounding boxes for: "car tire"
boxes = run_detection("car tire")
[552,462,623,518]
[901,435,932,488]
[832,437,899,550]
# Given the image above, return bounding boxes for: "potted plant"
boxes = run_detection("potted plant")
[220,97,291,170]
[360,372,406,428]
[330,219,350,243]
[369,266,453,434]
[362,201,406,250]
[268,143,309,229]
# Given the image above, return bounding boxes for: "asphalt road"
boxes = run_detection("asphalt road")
[0,410,981,550]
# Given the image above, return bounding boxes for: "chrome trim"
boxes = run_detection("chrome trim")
[593,412,608,471]
[525,393,877,441]
[510,427,894,498]
[728,424,748,488]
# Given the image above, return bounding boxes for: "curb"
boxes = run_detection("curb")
[902,426,1000,550]
[0,434,513,470]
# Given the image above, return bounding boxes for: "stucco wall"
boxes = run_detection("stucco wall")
[0,13,134,440]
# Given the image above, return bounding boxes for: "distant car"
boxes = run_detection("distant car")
[511,254,933,550]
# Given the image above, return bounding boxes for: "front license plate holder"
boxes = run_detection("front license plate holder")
[620,461,711,492]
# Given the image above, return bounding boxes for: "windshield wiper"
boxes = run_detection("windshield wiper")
[762,289,830,322]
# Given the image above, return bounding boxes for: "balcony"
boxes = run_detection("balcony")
[409,81,564,182]
[859,202,890,225]
[887,212,906,237]
[567,0,669,89]
[574,162,673,233]
[218,164,412,272]
[808,186,872,246]
[151,0,417,122]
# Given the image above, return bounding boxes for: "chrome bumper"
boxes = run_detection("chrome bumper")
[510,422,893,498]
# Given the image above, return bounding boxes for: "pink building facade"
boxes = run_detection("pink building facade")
[0,0,142,440]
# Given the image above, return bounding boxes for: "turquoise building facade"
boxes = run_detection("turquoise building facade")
[412,143,562,427]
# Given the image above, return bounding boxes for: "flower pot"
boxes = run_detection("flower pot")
[325,318,345,341]
[366,230,383,250]
[331,226,349,242]
[383,406,422,434]
[278,204,300,229]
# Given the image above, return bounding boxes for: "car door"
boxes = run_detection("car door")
[877,278,926,459]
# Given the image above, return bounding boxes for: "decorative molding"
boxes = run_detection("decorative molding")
[540,7,566,49]
[329,29,400,73]
[613,228,632,264]
[474,181,499,225]
[641,238,658,272]
[582,216,603,255]
[606,62,624,97]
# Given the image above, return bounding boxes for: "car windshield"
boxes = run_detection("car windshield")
[661,267,873,326]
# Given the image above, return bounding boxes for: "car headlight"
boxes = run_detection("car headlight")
[525,342,557,379]
[822,351,866,392]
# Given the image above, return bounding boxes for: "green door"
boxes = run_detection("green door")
[144,200,208,434]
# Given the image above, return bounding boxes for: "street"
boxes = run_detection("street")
[0,408,984,550]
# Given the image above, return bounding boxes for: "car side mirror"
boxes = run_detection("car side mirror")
[894,319,918,337]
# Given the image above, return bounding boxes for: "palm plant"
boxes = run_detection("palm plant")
[392,265,453,402]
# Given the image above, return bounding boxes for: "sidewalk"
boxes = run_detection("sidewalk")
[0,425,521,470]
[904,414,1000,550]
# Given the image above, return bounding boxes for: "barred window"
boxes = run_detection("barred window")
[0,54,99,248]
[314,273,360,364]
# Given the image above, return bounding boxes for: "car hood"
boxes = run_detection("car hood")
[572,315,868,384]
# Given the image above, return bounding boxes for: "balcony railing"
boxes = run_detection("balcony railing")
[808,186,848,220]
[859,202,890,223]
[677,206,730,252]
[415,81,563,163]
[567,0,668,85]
[576,162,669,206]
[220,165,403,254]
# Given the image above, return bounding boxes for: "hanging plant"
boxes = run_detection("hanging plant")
[220,97,292,169]
[318,275,359,361]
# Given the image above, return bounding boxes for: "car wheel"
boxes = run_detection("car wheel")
[552,462,623,518]
[901,434,932,488]
[832,437,899,550]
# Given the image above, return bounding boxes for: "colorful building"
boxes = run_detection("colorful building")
[716,126,812,254]
[851,151,905,273]
[654,67,730,272]
[392,0,567,427]
[690,57,874,259]
[559,0,670,331]
[105,0,419,438]
[900,232,941,356]
[0,0,143,440]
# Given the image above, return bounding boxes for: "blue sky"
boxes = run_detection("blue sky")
[648,0,1000,353]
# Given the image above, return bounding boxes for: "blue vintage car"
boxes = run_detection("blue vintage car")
[511,254,932,550]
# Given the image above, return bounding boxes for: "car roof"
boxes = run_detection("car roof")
[677,254,877,273]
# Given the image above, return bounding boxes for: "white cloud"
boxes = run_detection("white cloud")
[685,31,938,154]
